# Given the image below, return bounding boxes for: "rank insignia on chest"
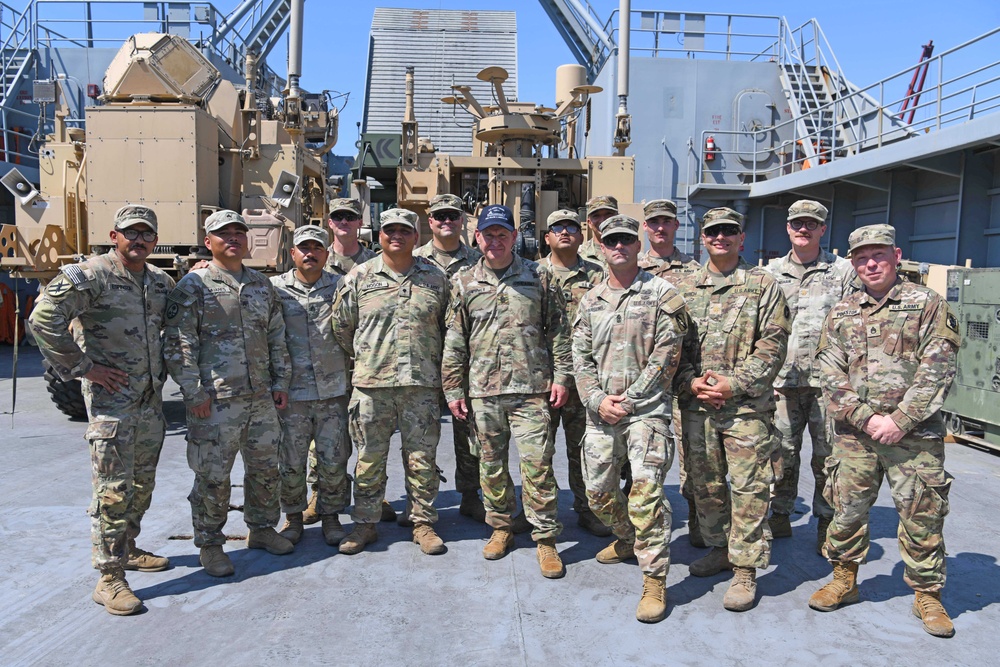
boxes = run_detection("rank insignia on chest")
[867,323,881,337]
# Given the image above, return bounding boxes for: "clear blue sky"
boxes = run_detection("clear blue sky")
[290,1,994,153]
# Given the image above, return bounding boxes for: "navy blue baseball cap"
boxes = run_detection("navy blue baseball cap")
[477,204,515,232]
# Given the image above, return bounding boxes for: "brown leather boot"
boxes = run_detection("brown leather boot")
[125,539,170,572]
[301,490,320,525]
[92,567,142,616]
[483,528,514,560]
[913,591,955,637]
[723,567,757,611]
[689,547,734,577]
[536,538,565,579]
[636,575,667,623]
[199,545,234,577]
[321,514,346,546]
[279,512,304,545]
[380,500,397,522]
[595,538,636,564]
[247,527,294,555]
[413,523,446,555]
[808,562,860,611]
[339,523,378,555]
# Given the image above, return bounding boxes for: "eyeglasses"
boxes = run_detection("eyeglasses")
[789,219,822,231]
[116,227,157,243]
[703,224,742,238]
[601,234,637,248]
[330,212,360,222]
[431,211,462,222]
[549,223,581,235]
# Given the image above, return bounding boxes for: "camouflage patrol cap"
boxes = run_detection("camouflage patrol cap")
[380,208,418,230]
[787,199,829,223]
[293,224,329,247]
[586,195,619,217]
[701,207,744,232]
[329,198,363,217]
[429,193,464,213]
[546,209,580,227]
[848,224,895,256]
[204,209,249,233]
[115,205,158,233]
[599,214,640,237]
[643,199,677,220]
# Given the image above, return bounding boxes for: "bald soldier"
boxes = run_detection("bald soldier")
[578,195,618,267]
[810,224,960,638]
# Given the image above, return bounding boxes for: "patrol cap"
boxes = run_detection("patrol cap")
[329,198,363,217]
[546,209,580,227]
[114,205,158,233]
[293,224,329,246]
[380,208,418,230]
[643,199,677,221]
[429,193,464,214]
[586,195,619,217]
[787,199,828,223]
[204,209,249,234]
[701,207,744,233]
[848,224,896,256]
[599,214,640,237]
[477,204,515,232]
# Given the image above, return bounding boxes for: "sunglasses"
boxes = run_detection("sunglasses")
[549,223,581,234]
[789,219,822,231]
[116,227,157,243]
[330,212,360,222]
[602,234,637,248]
[703,224,742,238]
[431,211,462,222]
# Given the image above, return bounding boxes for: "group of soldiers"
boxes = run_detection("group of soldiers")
[27,192,959,636]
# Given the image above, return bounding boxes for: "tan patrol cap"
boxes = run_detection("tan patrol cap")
[701,207,744,232]
[546,209,580,227]
[643,199,677,220]
[115,205,158,233]
[204,209,249,234]
[293,224,329,246]
[329,198,363,216]
[429,194,463,213]
[787,199,828,223]
[599,214,640,237]
[586,195,619,217]
[380,208,418,230]
[848,224,895,256]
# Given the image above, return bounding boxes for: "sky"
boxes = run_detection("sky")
[289,0,998,155]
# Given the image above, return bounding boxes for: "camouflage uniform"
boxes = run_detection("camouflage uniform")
[332,255,449,525]
[271,268,350,517]
[573,270,688,577]
[765,248,856,520]
[29,250,174,570]
[442,255,573,540]
[164,263,290,547]
[674,258,790,569]
[817,277,958,591]
[327,245,376,276]
[541,254,605,514]
[579,238,606,268]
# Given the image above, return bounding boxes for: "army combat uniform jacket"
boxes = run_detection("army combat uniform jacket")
[327,245,376,276]
[579,238,607,268]
[442,255,573,402]
[540,256,605,322]
[164,263,290,407]
[414,240,483,278]
[638,247,700,281]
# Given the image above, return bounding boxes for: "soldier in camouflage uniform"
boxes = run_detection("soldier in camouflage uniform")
[573,214,689,623]
[579,195,618,267]
[29,205,173,615]
[674,207,790,612]
[541,208,609,537]
[764,200,856,551]
[164,210,293,578]
[442,204,573,578]
[414,193,486,523]
[332,208,450,556]
[326,198,377,275]
[270,225,351,548]
[637,198,703,546]
[810,224,959,638]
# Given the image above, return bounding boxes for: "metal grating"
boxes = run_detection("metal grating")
[968,321,990,340]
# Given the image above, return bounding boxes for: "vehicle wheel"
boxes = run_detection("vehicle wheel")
[42,360,87,420]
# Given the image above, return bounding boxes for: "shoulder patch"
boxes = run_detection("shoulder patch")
[60,263,95,288]
[946,312,959,333]
[662,291,687,315]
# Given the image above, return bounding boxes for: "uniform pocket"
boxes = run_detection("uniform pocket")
[641,419,671,468]
[84,419,119,442]
[821,457,840,510]
[185,422,219,473]
[905,467,953,521]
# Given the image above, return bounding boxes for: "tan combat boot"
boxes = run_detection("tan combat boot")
[723,567,757,611]
[577,510,613,537]
[808,561,860,611]
[459,490,487,523]
[301,490,320,525]
[768,513,793,538]
[913,591,955,637]
[689,546,734,577]
[413,523,446,555]
[511,510,532,534]
[688,504,706,548]
[595,538,636,564]
[636,574,667,623]
[339,523,378,555]
[92,567,143,616]
[482,528,514,560]
[199,545,234,577]
[321,514,346,546]
[816,517,833,556]
[380,500,397,522]
[247,527,295,555]
[536,538,565,579]
[125,539,170,572]
[279,512,304,545]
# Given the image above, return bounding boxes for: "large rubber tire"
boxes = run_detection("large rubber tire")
[42,360,87,420]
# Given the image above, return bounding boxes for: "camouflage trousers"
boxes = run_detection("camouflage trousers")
[186,391,282,547]
[349,386,441,525]
[772,387,833,518]
[471,393,562,541]
[822,428,952,592]
[683,409,779,569]
[83,384,165,570]
[671,399,692,504]
[548,384,588,513]
[446,392,480,494]
[278,397,350,515]
[583,414,674,577]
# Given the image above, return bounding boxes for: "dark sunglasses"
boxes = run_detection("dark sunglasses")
[703,224,742,237]
[789,219,822,231]
[602,234,637,248]
[330,212,360,222]
[431,211,462,222]
[116,227,156,243]
[549,223,581,234]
